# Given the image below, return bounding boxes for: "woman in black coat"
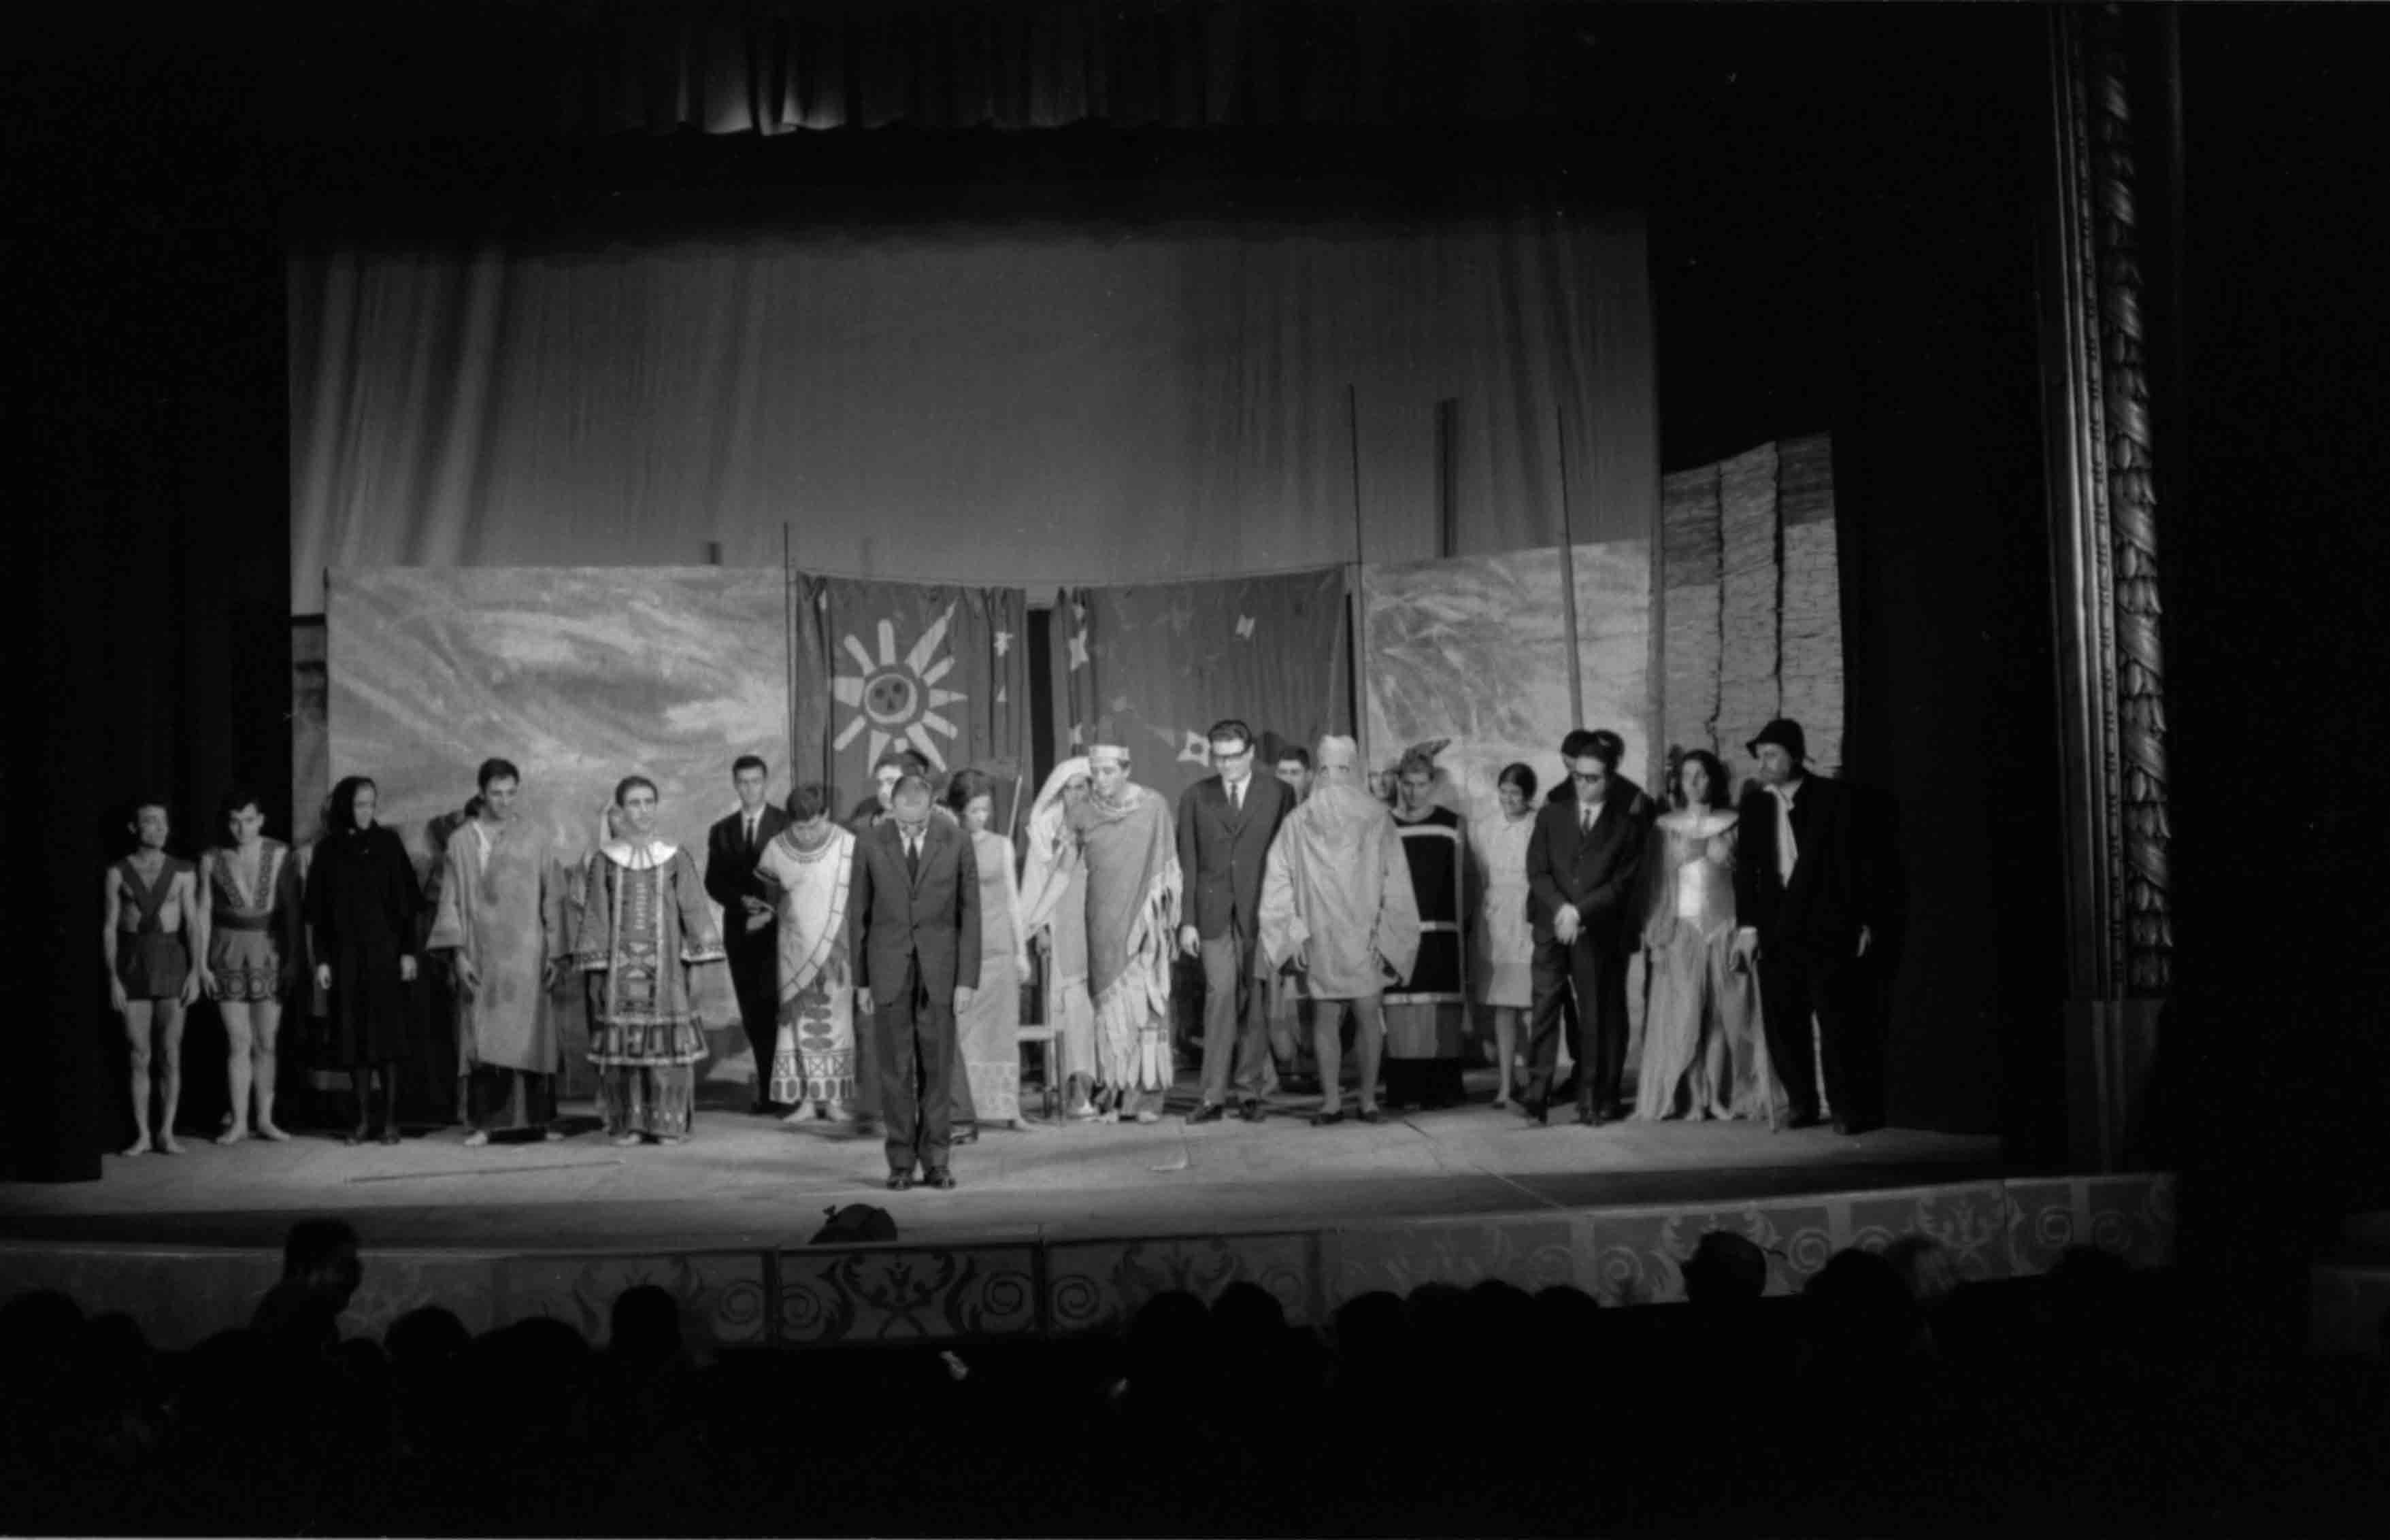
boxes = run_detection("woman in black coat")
[305,775,421,1143]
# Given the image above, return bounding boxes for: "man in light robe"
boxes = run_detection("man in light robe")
[427,758,566,1145]
[1018,758,1102,1118]
[1063,743,1180,1122]
[1259,735,1421,1124]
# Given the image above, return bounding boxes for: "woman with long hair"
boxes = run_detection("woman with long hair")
[944,769,1029,1136]
[1633,750,1780,1122]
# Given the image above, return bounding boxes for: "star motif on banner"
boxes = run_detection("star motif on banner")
[1235,614,1256,639]
[830,605,965,770]
[1067,722,1085,748]
[1067,629,1090,671]
[993,630,1012,658]
[1072,601,1087,623]
[1178,731,1213,767]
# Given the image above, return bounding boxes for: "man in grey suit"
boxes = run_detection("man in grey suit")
[1176,719,1295,1123]
[851,771,980,1190]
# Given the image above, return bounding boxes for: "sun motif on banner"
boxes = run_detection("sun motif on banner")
[831,605,966,770]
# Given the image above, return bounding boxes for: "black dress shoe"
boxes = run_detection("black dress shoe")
[886,1171,915,1191]
[951,1124,980,1145]
[1575,1105,1601,1127]
[1355,1105,1384,1124]
[1834,1116,1883,1137]
[1237,1097,1263,1123]
[1522,1099,1548,1126]
[1310,1107,1345,1127]
[1187,1102,1227,1125]
[924,1169,957,1190]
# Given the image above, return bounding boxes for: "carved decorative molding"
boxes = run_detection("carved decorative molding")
[2044,3,2173,1003]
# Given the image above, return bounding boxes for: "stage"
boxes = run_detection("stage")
[0,1072,2174,1352]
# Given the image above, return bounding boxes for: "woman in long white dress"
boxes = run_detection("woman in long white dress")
[1471,763,1538,1109]
[1634,750,1780,1122]
[946,769,1028,1133]
[1018,760,1100,1118]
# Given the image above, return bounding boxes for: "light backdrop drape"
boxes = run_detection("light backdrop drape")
[288,212,1655,614]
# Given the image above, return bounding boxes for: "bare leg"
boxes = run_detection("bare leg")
[218,1003,254,1143]
[120,1002,154,1155]
[1493,1006,1519,1107]
[1312,1003,1344,1116]
[252,1000,288,1138]
[378,1067,401,1143]
[154,1002,187,1153]
[1350,994,1387,1115]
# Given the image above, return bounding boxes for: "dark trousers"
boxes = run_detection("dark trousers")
[1199,927,1272,1104]
[874,956,955,1176]
[728,937,778,1099]
[1757,942,1884,1124]
[1524,937,1630,1113]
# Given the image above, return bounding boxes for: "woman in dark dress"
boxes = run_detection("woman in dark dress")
[304,775,422,1144]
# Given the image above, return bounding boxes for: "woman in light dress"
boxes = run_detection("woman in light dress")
[1471,763,1539,1109]
[944,769,1029,1135]
[1633,750,1780,1122]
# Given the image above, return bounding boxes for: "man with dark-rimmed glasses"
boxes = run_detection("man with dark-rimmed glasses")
[1519,729,1655,1126]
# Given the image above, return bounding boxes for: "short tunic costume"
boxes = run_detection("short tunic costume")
[204,840,303,1003]
[113,856,195,1000]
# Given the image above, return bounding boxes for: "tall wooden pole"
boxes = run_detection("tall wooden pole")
[1555,405,1585,727]
[1348,384,1374,769]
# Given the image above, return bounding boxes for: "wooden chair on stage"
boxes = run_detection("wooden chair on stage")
[1016,1022,1062,1122]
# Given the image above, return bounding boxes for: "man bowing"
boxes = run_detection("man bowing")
[851,771,980,1190]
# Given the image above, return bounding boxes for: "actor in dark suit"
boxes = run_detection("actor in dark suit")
[705,754,791,1113]
[1732,718,1904,1135]
[1176,719,1295,1122]
[1521,729,1656,1125]
[850,771,980,1189]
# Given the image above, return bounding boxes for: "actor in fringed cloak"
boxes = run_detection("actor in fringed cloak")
[426,810,565,1142]
[1064,745,1180,1122]
[1384,741,1470,1111]
[1258,736,1421,1122]
[757,808,863,1122]
[1018,758,1102,1117]
[571,786,735,1145]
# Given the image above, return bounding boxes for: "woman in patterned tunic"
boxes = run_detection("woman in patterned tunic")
[572,775,735,1145]
[199,788,304,1143]
[758,783,862,1124]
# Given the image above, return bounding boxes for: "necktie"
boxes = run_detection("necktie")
[1229,780,1243,813]
[1774,787,1799,884]
[906,833,921,880]
[746,816,758,852]
[1580,803,1595,834]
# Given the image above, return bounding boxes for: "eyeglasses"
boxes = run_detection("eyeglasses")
[1572,770,1606,782]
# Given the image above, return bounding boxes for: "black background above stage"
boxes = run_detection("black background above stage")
[10,6,2386,1220]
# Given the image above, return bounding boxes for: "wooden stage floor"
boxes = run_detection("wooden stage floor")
[0,1071,2001,1255]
